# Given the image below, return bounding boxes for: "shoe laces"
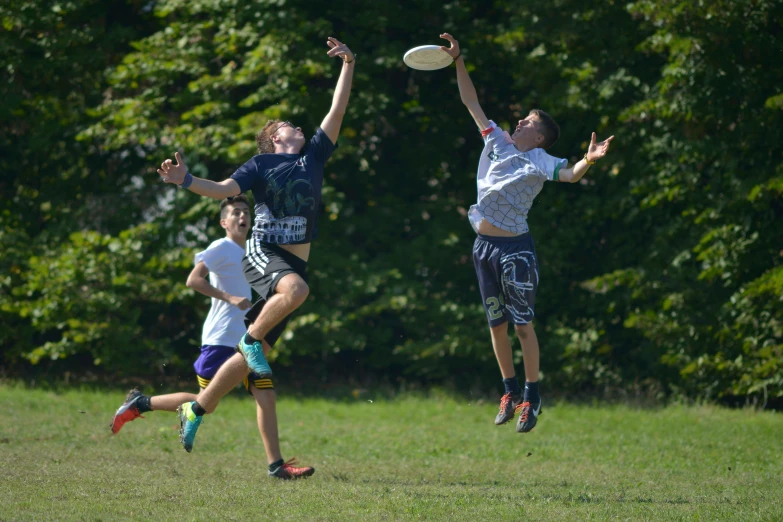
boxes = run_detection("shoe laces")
[499,393,514,412]
[515,401,532,422]
[281,458,308,474]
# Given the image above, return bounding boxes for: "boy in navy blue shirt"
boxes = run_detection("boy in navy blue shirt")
[157,37,354,476]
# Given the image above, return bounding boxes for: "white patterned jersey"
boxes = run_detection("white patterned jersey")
[468,121,567,234]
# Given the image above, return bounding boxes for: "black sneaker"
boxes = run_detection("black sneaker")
[268,458,315,480]
[515,400,542,433]
[494,392,522,425]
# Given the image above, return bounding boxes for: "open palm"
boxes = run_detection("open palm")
[587,133,615,162]
[157,152,188,185]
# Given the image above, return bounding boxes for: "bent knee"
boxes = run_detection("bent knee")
[290,281,309,305]
[514,322,534,339]
[252,387,276,405]
[277,274,309,306]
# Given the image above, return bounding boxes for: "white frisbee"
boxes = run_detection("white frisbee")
[403,45,453,71]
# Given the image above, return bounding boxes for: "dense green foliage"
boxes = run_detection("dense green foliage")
[2,0,781,402]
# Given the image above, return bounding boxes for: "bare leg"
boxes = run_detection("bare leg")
[250,387,281,464]
[489,322,516,379]
[195,274,308,414]
[249,339,281,464]
[196,353,250,413]
[514,322,540,382]
[150,392,199,412]
[246,273,309,340]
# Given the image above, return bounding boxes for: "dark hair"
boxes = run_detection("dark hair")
[255,120,282,154]
[529,109,560,149]
[220,194,250,219]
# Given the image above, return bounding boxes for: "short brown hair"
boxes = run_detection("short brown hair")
[255,120,282,154]
[219,194,250,219]
[529,109,560,149]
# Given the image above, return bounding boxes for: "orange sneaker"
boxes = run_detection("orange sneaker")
[269,458,315,480]
[110,388,145,434]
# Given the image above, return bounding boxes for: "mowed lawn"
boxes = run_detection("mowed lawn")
[1,385,781,521]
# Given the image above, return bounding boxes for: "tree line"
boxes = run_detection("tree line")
[2,0,781,403]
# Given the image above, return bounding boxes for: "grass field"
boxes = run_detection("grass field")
[1,385,782,521]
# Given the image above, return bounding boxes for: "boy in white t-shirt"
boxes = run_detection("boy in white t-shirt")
[440,33,615,433]
[110,195,314,479]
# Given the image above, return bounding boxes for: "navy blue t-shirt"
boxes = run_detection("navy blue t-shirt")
[230,127,337,245]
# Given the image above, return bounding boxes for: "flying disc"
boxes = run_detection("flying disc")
[403,45,453,71]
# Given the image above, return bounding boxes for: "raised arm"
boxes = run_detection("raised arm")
[440,33,490,131]
[157,151,241,198]
[186,261,252,310]
[320,37,355,145]
[557,132,616,183]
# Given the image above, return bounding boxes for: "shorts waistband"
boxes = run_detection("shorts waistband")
[476,232,531,244]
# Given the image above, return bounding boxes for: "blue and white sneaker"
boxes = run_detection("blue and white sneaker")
[238,334,273,378]
[177,402,202,452]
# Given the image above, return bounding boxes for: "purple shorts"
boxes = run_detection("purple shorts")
[193,345,272,391]
[193,345,236,380]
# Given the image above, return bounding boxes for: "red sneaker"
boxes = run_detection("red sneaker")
[110,388,145,434]
[268,458,315,480]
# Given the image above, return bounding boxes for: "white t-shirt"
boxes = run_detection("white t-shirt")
[469,120,567,235]
[194,238,251,347]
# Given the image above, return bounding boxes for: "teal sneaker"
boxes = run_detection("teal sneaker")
[238,334,273,378]
[177,402,202,452]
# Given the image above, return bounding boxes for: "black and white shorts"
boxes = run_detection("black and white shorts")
[242,241,308,347]
[473,233,538,327]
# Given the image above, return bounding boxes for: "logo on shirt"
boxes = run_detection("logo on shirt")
[511,154,531,170]
[487,151,499,162]
[266,177,315,217]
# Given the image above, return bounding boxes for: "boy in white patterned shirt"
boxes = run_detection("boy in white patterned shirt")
[440,32,614,433]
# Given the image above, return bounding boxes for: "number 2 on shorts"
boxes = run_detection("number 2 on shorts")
[486,295,505,320]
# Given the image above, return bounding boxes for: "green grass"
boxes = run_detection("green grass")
[1,385,782,521]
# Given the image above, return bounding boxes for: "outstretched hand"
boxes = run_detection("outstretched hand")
[586,133,615,163]
[439,33,460,60]
[157,152,188,185]
[326,37,354,63]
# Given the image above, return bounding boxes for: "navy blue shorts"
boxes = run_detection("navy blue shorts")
[473,233,538,327]
[193,345,272,391]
